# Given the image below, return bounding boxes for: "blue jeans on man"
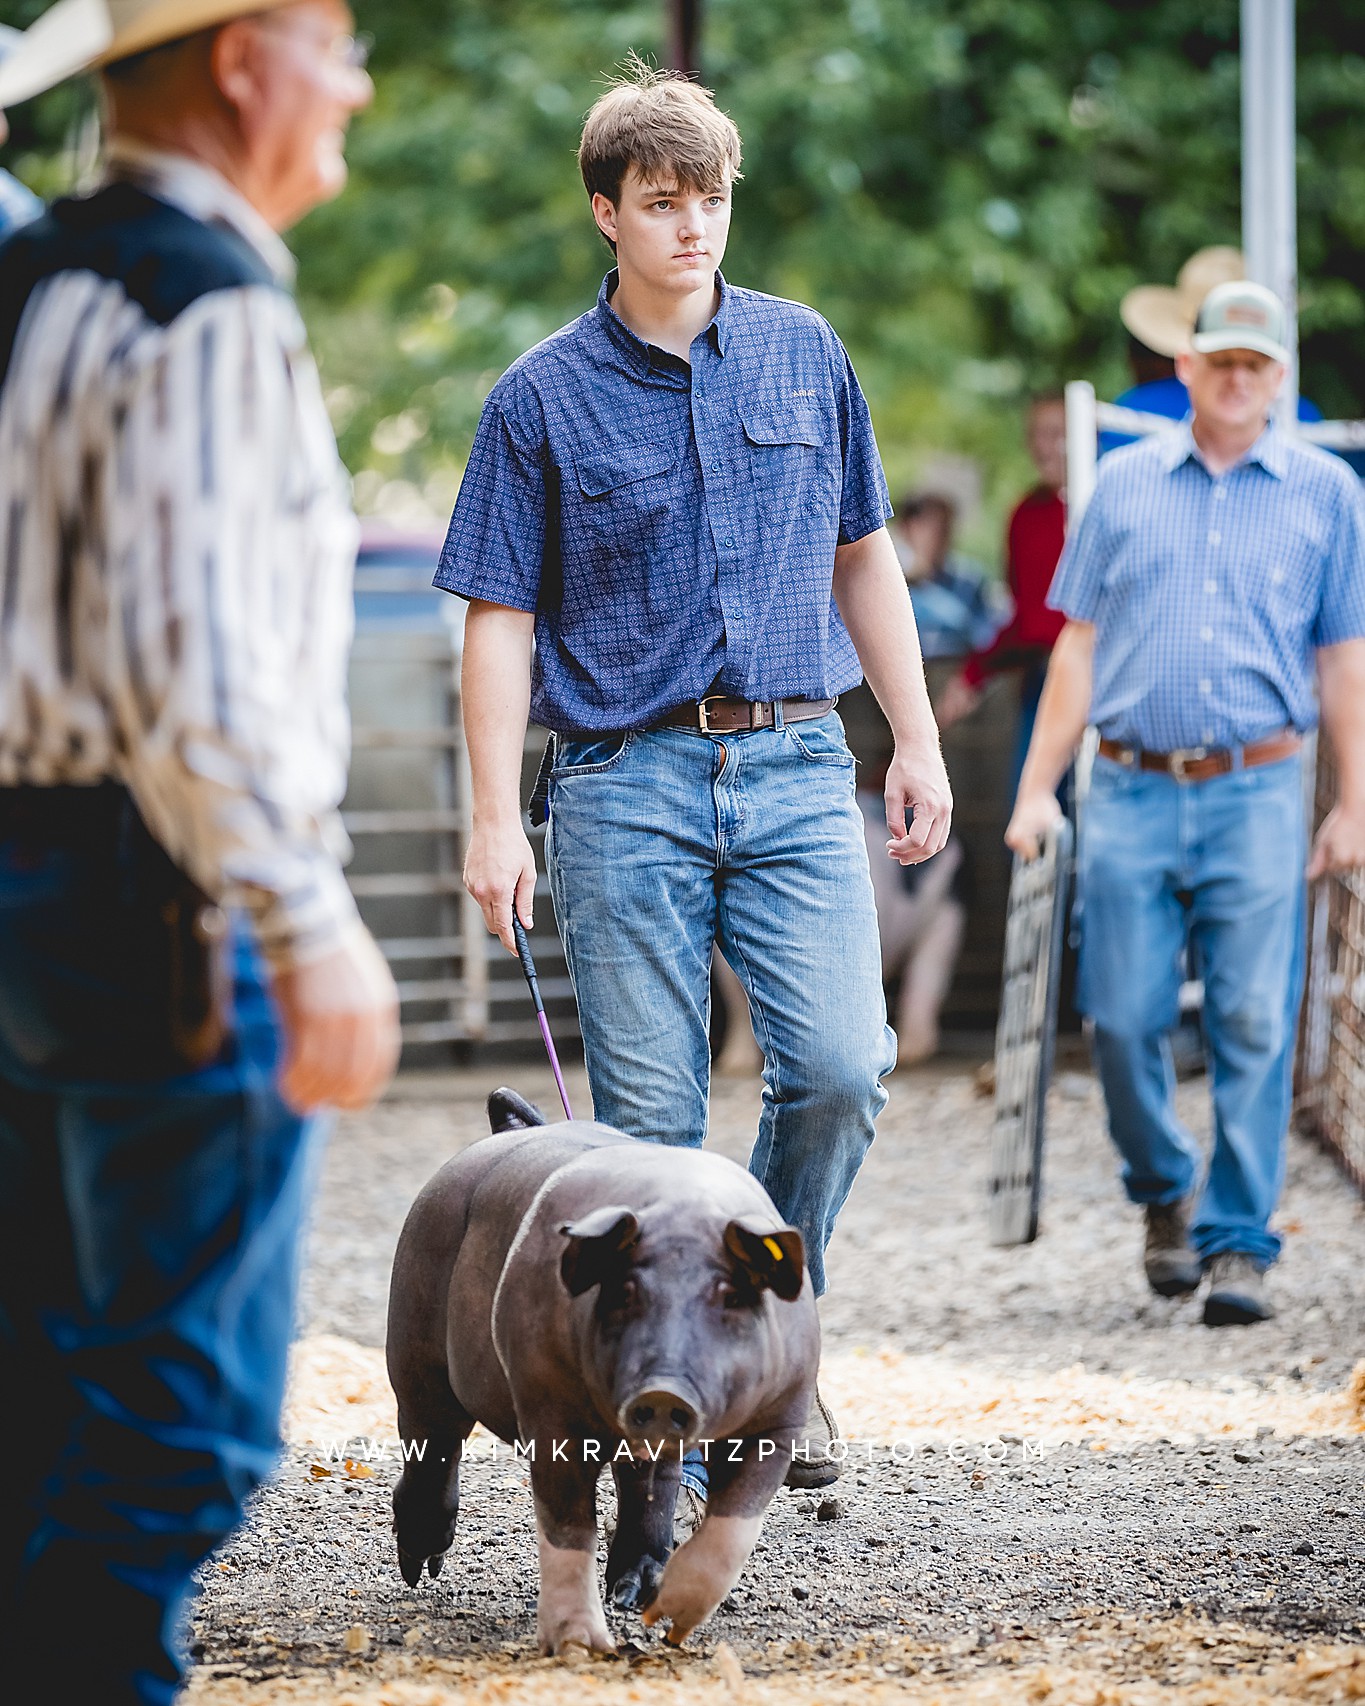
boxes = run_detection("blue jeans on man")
[1078,752,1306,1266]
[545,711,895,1299]
[0,789,319,1705]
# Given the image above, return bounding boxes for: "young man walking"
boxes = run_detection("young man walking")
[1008,282,1365,1326]
[438,67,951,1472]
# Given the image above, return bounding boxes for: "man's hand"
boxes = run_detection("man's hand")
[885,743,953,864]
[935,672,981,731]
[1308,803,1365,880]
[465,822,538,952]
[274,925,401,1113]
[1005,787,1064,863]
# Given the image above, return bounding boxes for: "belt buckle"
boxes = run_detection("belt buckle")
[697,694,728,733]
[1168,746,1207,781]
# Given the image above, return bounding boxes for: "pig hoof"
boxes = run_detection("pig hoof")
[609,1555,665,1612]
[538,1621,616,1657]
[397,1546,446,1587]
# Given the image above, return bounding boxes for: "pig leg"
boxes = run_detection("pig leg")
[605,1453,682,1611]
[642,1439,788,1645]
[391,1389,475,1588]
[530,1454,615,1656]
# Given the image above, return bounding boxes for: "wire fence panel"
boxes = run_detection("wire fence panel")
[989,818,1074,1246]
[1295,740,1365,1194]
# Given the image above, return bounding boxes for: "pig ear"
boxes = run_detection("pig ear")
[723,1218,806,1302]
[558,1207,640,1296]
[488,1087,548,1133]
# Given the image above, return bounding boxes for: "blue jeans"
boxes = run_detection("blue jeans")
[0,789,321,1705]
[546,711,895,1297]
[1077,753,1307,1266]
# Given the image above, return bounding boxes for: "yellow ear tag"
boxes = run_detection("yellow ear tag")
[762,1237,784,1262]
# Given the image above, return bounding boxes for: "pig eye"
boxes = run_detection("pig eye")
[617,1276,640,1310]
[716,1279,749,1310]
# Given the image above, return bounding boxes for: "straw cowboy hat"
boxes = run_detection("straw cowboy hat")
[0,0,300,108]
[1120,246,1246,359]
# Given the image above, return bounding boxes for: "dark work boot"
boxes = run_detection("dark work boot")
[1203,1253,1274,1326]
[784,1388,841,1489]
[1143,1195,1202,1297]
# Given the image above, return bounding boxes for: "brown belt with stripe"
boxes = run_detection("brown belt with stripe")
[655,695,835,734]
[1097,730,1301,782]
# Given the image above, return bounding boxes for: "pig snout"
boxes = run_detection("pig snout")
[618,1383,703,1450]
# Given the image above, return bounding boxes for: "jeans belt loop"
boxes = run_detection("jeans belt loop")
[1168,747,1208,781]
[773,698,786,732]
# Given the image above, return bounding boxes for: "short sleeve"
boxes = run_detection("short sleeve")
[434,389,547,611]
[1312,472,1365,648]
[1046,478,1110,623]
[832,341,892,546]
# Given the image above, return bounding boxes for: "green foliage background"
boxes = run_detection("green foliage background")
[4,0,1365,553]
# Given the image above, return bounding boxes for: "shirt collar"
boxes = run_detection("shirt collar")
[1160,415,1286,480]
[104,138,296,285]
[595,268,730,373]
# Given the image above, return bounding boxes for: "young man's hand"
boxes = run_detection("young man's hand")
[465,823,538,952]
[1005,788,1064,863]
[885,743,953,864]
[273,924,401,1113]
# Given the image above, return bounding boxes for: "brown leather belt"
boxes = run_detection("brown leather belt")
[1097,731,1301,782]
[656,695,835,734]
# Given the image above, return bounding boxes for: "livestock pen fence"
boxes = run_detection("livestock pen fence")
[1066,384,1365,1197]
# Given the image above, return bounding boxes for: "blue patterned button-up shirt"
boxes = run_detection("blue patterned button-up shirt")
[435,270,892,732]
[1049,419,1365,750]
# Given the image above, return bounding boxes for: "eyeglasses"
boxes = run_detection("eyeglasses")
[253,16,373,72]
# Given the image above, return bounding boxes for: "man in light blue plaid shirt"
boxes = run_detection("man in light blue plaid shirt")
[1008,281,1365,1328]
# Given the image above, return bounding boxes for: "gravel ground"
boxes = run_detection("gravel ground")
[187,1058,1365,1702]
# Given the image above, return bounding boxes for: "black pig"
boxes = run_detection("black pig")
[385,1088,819,1652]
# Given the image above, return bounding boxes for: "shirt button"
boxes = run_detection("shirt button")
[1203,729,1215,743]
[1214,487,1227,502]
[1209,531,1221,545]
[1201,627,1214,641]
[721,537,733,547]
[711,460,721,471]
[1199,679,1212,694]
[1205,579,1217,594]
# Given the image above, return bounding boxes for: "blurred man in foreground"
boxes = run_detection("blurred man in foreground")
[1007,283,1365,1328]
[0,4,396,1700]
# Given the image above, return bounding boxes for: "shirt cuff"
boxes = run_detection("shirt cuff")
[238,857,363,970]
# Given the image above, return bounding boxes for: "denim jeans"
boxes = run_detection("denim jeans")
[546,711,896,1297]
[0,789,321,1705]
[1077,752,1307,1266]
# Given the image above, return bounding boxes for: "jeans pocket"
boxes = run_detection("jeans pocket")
[785,715,855,768]
[550,732,634,776]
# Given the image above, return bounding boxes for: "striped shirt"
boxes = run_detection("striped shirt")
[1049,419,1365,750]
[0,143,360,966]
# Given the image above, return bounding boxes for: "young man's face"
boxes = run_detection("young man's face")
[592,165,732,296]
[1176,348,1284,438]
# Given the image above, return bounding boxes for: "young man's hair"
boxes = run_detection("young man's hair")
[578,57,743,206]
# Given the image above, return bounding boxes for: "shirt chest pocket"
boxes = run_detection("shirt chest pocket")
[572,441,679,551]
[740,405,834,510]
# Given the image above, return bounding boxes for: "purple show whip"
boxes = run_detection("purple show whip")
[512,915,575,1121]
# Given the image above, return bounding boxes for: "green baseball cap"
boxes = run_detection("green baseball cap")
[1190,280,1290,365]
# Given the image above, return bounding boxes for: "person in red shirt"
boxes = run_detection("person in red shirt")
[938,394,1067,791]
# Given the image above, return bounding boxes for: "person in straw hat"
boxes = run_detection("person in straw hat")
[1102,245,1322,452]
[0,5,397,1700]
[1007,279,1365,1329]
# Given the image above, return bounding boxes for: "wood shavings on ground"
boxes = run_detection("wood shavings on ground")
[284,1334,1365,1452]
[184,1625,1365,1706]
